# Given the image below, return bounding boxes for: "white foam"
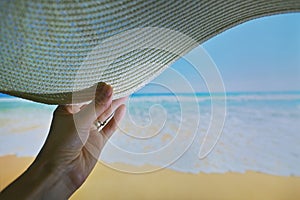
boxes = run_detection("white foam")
[1,94,299,176]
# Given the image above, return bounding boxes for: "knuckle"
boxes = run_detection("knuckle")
[95,99,110,110]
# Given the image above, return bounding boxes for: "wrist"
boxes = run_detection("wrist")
[29,156,77,199]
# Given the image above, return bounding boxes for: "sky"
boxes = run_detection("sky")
[138,12,300,93]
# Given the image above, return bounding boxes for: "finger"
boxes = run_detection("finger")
[97,96,128,123]
[101,104,126,140]
[83,130,103,163]
[83,104,126,161]
[53,104,82,116]
[79,103,88,110]
[53,105,70,115]
[76,83,113,126]
[64,103,87,114]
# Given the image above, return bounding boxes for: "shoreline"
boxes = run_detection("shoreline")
[1,155,300,200]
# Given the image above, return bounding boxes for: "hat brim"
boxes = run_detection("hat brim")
[1,0,300,104]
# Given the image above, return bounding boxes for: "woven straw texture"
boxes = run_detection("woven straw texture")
[1,0,300,104]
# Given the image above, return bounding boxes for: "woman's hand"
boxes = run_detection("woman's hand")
[0,83,127,199]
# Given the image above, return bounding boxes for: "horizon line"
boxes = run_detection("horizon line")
[131,90,300,96]
[1,90,300,99]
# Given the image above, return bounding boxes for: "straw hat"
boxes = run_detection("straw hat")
[1,1,299,104]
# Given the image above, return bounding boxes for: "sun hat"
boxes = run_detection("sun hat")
[1,0,299,105]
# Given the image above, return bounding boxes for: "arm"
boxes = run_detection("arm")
[0,83,127,199]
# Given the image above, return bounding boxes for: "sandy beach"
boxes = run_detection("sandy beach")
[1,155,300,200]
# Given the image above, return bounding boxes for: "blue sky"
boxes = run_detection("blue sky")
[139,12,300,93]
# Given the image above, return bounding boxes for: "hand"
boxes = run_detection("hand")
[0,83,127,199]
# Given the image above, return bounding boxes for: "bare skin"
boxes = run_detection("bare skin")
[0,83,127,199]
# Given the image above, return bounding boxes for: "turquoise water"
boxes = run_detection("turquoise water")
[0,92,299,176]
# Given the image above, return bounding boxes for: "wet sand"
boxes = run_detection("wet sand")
[1,155,300,200]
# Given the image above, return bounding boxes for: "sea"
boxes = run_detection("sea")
[0,91,299,176]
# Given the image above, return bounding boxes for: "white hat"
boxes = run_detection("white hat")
[1,0,299,104]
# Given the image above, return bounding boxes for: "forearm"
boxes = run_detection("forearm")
[0,84,125,199]
[0,157,75,200]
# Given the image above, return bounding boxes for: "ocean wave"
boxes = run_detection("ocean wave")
[1,92,299,176]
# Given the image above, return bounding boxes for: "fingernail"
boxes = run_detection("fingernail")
[95,83,113,101]
[104,84,113,97]
[96,82,105,92]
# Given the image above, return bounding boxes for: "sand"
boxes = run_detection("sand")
[1,155,300,200]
